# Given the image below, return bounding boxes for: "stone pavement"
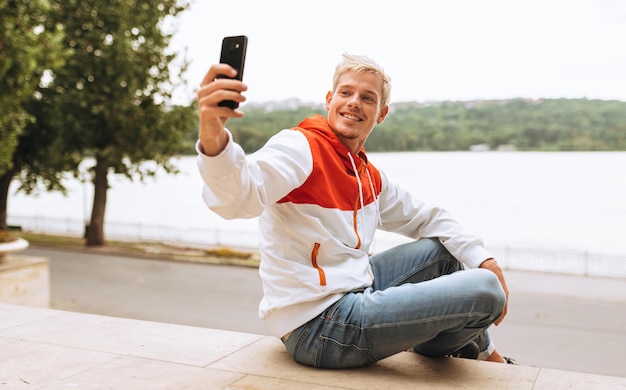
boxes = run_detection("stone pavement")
[23,246,626,378]
[8,245,626,381]
[2,302,626,389]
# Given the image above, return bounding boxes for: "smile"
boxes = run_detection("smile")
[341,113,362,121]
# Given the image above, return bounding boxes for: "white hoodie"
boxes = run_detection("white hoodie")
[197,115,492,338]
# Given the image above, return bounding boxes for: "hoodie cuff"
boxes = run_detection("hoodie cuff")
[196,130,245,178]
[461,243,493,269]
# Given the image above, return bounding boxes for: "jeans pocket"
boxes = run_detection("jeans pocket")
[316,336,378,369]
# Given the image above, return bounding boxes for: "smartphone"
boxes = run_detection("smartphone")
[217,35,248,109]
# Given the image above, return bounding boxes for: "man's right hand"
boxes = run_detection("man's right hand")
[197,64,248,156]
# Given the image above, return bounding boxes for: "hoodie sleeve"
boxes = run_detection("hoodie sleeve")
[376,171,492,269]
[196,129,312,220]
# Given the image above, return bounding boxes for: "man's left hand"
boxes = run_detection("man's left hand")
[479,258,509,326]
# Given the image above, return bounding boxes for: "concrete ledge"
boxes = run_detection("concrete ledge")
[1,303,625,389]
[0,255,49,308]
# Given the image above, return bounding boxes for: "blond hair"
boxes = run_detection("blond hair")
[332,53,392,108]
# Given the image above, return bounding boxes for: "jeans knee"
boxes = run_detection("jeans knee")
[475,269,506,313]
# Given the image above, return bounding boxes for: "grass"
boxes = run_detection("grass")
[21,232,260,268]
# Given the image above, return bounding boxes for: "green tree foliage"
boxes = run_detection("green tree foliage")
[0,0,67,230]
[226,105,327,153]
[371,99,626,151]
[221,99,626,154]
[39,0,195,246]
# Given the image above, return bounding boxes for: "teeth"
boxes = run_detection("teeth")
[342,113,360,121]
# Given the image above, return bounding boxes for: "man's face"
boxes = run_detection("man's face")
[326,70,388,154]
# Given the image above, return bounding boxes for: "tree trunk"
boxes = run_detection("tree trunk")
[0,162,19,231]
[85,155,108,246]
[0,171,15,231]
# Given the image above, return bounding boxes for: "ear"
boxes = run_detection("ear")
[377,105,389,124]
[325,91,333,110]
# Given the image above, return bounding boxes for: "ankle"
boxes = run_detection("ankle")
[485,349,506,363]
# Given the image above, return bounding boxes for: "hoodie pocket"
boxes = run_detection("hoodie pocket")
[311,242,327,286]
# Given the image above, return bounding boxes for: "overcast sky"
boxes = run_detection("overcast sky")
[168,0,626,105]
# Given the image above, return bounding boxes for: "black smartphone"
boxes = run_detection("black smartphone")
[217,35,248,109]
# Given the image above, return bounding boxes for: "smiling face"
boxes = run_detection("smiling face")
[325,70,389,155]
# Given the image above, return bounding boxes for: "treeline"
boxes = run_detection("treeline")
[193,98,626,153]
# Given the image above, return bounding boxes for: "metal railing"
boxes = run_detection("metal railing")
[9,215,626,278]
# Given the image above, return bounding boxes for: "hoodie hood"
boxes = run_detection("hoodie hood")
[294,114,369,172]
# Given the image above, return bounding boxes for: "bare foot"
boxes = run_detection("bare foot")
[485,349,506,363]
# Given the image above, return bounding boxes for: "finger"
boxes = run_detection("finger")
[219,89,247,107]
[197,80,247,109]
[217,77,248,93]
[198,74,247,97]
[201,64,237,86]
[494,302,508,326]
[494,285,509,326]
[200,67,217,87]
[198,99,245,125]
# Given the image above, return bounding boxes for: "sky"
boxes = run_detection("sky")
[168,0,626,105]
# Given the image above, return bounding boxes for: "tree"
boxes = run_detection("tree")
[41,0,195,246]
[0,0,67,231]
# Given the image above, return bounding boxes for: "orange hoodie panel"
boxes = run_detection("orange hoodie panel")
[278,121,382,210]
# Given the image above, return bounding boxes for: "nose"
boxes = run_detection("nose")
[347,94,361,109]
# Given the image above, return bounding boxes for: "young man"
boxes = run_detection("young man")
[196,53,510,368]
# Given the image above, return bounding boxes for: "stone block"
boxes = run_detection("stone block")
[0,255,50,307]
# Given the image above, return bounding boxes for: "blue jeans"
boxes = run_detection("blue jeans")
[281,238,506,368]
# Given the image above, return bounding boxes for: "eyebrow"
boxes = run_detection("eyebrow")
[338,83,380,98]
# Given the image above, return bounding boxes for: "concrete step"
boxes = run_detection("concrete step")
[1,303,625,389]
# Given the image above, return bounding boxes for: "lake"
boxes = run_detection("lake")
[8,151,626,277]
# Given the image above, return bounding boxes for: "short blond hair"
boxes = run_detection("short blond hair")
[332,53,392,108]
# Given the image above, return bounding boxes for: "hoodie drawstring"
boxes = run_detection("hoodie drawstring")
[347,152,382,248]
[347,153,365,246]
[365,167,383,227]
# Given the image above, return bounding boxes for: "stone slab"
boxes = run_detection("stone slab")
[0,255,49,307]
[2,303,625,389]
